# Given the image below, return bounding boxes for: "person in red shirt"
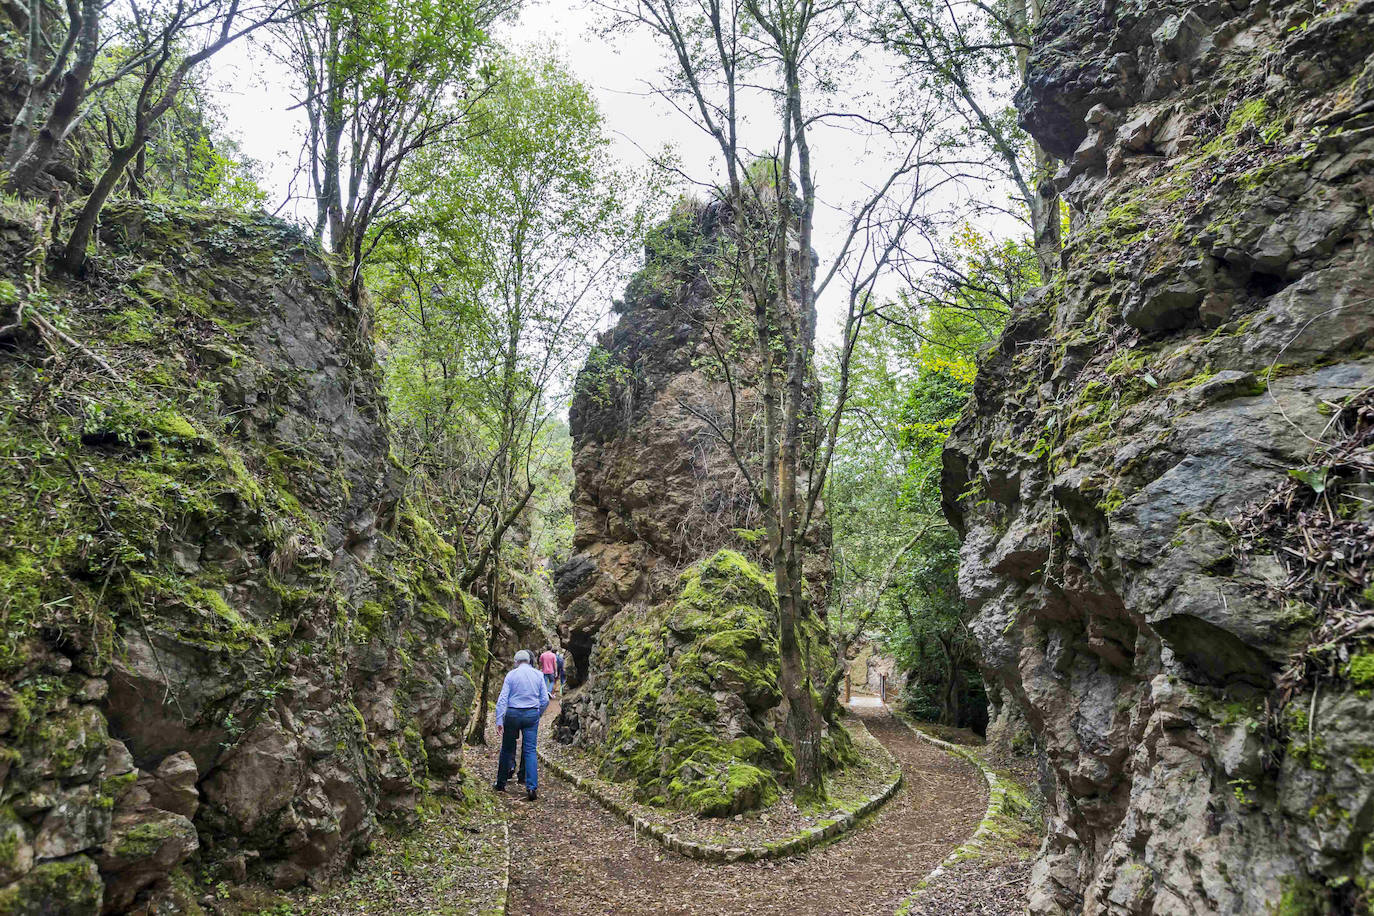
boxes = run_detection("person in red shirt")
[539,648,558,696]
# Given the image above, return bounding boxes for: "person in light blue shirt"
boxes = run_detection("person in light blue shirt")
[493,648,549,801]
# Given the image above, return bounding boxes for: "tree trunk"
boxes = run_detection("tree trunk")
[320,108,344,250]
[62,141,137,272]
[4,0,46,168]
[465,563,502,746]
[778,585,826,801]
[1009,0,1062,283]
[465,621,497,746]
[937,634,958,726]
[776,51,829,804]
[1029,142,1061,281]
[4,0,99,193]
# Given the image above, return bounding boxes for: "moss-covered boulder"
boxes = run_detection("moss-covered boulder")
[590,550,847,817]
[0,200,484,909]
[0,857,103,915]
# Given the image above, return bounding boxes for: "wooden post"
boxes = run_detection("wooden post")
[880,674,887,706]
[844,670,851,705]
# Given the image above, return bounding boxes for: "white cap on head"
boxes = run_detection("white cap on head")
[514,649,532,665]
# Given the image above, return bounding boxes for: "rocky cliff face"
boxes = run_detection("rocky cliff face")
[553,200,837,812]
[556,199,829,676]
[0,201,482,911]
[943,1,1374,912]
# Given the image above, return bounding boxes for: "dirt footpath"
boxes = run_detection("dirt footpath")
[473,703,986,916]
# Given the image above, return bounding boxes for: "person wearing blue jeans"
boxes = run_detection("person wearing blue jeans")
[494,649,549,801]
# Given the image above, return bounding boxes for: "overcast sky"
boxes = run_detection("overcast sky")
[207,0,1005,329]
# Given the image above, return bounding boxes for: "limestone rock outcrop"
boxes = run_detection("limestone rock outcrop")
[555,199,829,677]
[944,1,1374,912]
[0,202,483,911]
[560,202,764,667]
[553,200,837,812]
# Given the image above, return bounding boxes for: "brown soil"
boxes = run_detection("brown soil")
[473,703,987,916]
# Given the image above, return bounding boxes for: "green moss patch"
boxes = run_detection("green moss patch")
[593,550,847,817]
[0,857,103,915]
[1346,652,1374,688]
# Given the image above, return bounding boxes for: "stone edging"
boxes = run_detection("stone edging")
[492,822,511,916]
[536,731,902,864]
[891,713,1031,913]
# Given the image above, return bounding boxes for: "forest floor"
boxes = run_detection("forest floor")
[234,789,509,915]
[474,699,988,916]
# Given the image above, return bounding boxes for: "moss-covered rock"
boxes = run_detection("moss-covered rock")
[588,551,843,816]
[554,198,832,694]
[944,0,1374,911]
[0,200,484,908]
[0,856,102,915]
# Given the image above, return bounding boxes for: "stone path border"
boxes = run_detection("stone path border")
[890,712,1036,913]
[536,727,903,864]
[489,822,511,916]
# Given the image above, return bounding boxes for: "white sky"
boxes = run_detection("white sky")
[207,0,1007,330]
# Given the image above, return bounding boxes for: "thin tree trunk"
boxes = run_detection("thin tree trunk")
[320,98,344,247]
[937,634,958,726]
[1030,148,1061,281]
[62,142,137,272]
[466,621,497,745]
[466,560,502,746]
[1009,0,1061,282]
[4,0,100,193]
[461,483,534,590]
[779,44,827,803]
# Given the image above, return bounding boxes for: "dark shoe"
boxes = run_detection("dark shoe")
[493,782,507,793]
[524,788,537,802]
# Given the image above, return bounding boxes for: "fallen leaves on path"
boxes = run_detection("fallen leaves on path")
[902,859,1033,916]
[475,706,989,916]
[272,791,508,916]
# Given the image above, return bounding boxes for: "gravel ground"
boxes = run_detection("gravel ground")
[475,703,988,916]
[902,859,1033,915]
[894,715,1041,916]
[223,702,1036,916]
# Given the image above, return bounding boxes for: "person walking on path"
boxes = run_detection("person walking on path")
[494,649,549,801]
[555,650,566,696]
[539,647,558,695]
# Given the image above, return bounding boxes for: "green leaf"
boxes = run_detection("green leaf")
[1287,467,1329,493]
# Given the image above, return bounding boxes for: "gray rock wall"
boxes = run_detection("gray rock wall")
[0,202,482,911]
[943,0,1374,912]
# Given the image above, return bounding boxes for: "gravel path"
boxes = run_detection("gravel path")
[471,702,987,916]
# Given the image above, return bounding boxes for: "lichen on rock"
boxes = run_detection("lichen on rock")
[944,0,1374,912]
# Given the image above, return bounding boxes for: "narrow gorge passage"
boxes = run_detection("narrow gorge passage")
[474,704,986,916]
